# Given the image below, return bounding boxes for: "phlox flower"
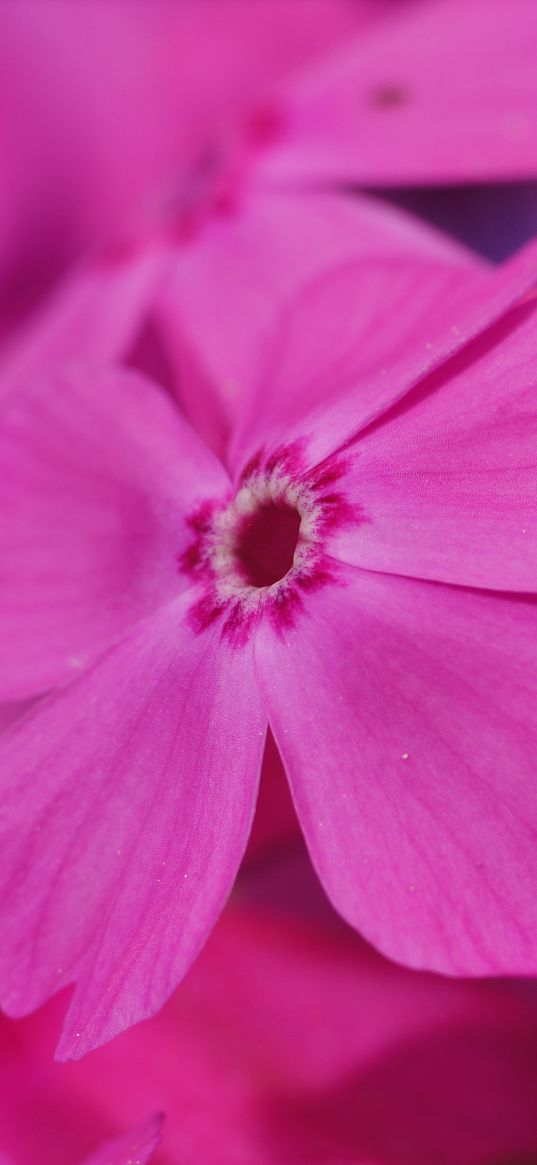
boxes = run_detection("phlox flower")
[0,236,537,1057]
[4,852,537,1164]
[0,124,484,870]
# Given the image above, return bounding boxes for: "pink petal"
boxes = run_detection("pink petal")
[158,186,479,459]
[258,0,537,187]
[231,237,537,473]
[80,1116,163,1165]
[0,701,34,734]
[0,591,266,1059]
[255,565,537,976]
[332,291,537,590]
[0,365,228,699]
[0,245,168,400]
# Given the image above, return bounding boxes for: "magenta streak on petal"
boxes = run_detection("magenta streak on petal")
[179,441,364,646]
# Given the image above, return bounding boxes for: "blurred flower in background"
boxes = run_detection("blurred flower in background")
[1,0,536,323]
[0,0,372,337]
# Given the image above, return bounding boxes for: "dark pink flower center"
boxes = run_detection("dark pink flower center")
[181,443,362,644]
[235,500,301,588]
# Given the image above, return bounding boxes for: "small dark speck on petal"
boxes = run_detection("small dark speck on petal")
[368,84,410,109]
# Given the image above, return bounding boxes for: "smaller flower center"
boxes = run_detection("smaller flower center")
[165,103,285,241]
[235,500,301,589]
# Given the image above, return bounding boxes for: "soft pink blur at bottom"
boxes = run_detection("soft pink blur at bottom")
[2,853,537,1165]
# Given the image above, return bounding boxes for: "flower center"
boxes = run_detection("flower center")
[181,443,359,644]
[207,464,317,600]
[235,500,301,588]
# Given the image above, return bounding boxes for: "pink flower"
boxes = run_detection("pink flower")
[4,852,537,1164]
[0,107,484,871]
[0,236,536,1057]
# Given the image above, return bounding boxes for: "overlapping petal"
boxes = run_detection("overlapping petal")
[331,293,537,590]
[0,596,265,1058]
[257,0,537,187]
[0,245,168,400]
[231,238,537,472]
[255,565,537,976]
[0,365,227,699]
[160,186,481,460]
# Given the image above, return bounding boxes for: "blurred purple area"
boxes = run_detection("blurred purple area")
[379,181,537,261]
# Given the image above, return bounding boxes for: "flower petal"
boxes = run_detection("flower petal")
[0,591,266,1059]
[255,566,537,976]
[0,365,228,699]
[231,237,537,472]
[0,701,35,733]
[332,293,537,590]
[158,185,478,461]
[258,0,537,186]
[81,1116,163,1165]
[0,245,168,398]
